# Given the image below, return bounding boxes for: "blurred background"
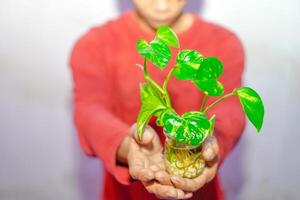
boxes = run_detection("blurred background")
[0,0,299,200]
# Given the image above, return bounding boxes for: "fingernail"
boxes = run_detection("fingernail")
[206,148,213,157]
[142,130,153,143]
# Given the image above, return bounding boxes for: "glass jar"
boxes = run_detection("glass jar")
[163,134,205,179]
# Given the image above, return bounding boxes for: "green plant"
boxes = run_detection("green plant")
[136,26,264,147]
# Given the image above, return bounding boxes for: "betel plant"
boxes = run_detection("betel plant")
[136,26,264,178]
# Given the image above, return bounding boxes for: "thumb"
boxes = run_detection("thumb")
[133,125,155,145]
[203,136,219,161]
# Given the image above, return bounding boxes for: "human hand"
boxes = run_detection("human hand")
[169,136,219,192]
[117,123,193,199]
[117,123,161,181]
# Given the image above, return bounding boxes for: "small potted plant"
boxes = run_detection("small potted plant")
[136,26,264,179]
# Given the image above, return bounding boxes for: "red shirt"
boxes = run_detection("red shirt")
[70,11,245,200]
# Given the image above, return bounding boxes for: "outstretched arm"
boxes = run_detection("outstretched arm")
[70,28,132,185]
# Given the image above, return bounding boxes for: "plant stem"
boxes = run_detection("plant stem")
[143,58,172,107]
[164,92,172,107]
[203,92,236,113]
[163,68,174,91]
[200,94,208,112]
[143,58,165,94]
[162,68,174,107]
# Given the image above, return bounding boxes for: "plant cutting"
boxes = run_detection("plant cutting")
[136,26,265,179]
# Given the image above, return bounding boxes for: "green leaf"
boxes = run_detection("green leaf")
[156,26,179,48]
[181,112,210,129]
[173,69,196,81]
[173,64,196,80]
[136,39,151,57]
[182,112,211,145]
[176,50,204,69]
[140,82,164,103]
[193,57,224,96]
[195,57,223,79]
[162,111,184,139]
[193,79,224,96]
[156,108,173,126]
[162,111,211,146]
[137,83,166,139]
[136,39,171,69]
[173,50,204,80]
[235,87,265,132]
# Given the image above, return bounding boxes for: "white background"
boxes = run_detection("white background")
[0,0,299,199]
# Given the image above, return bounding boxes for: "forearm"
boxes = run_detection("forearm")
[74,102,132,184]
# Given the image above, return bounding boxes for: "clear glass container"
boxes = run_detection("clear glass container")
[163,134,205,179]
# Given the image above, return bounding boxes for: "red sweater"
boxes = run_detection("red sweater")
[70,11,245,200]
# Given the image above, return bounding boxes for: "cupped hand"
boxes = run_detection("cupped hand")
[118,123,193,199]
[169,135,219,192]
[127,123,163,181]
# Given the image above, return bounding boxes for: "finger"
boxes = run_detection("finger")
[170,173,206,192]
[155,170,172,186]
[133,125,155,145]
[206,154,219,167]
[144,181,177,199]
[203,160,218,183]
[203,136,219,161]
[156,189,193,200]
[183,192,193,199]
[129,165,154,181]
[144,181,192,200]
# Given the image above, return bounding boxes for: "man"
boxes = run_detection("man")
[70,0,245,199]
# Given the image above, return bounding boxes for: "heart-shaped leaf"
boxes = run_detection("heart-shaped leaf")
[193,57,224,96]
[140,82,164,103]
[137,39,171,69]
[193,79,224,96]
[173,64,196,80]
[162,111,211,146]
[182,112,211,145]
[162,111,185,140]
[173,50,204,80]
[137,83,166,139]
[156,108,173,126]
[196,57,223,79]
[235,87,264,132]
[156,26,179,48]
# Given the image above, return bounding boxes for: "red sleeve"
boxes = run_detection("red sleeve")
[69,28,131,185]
[208,33,246,165]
